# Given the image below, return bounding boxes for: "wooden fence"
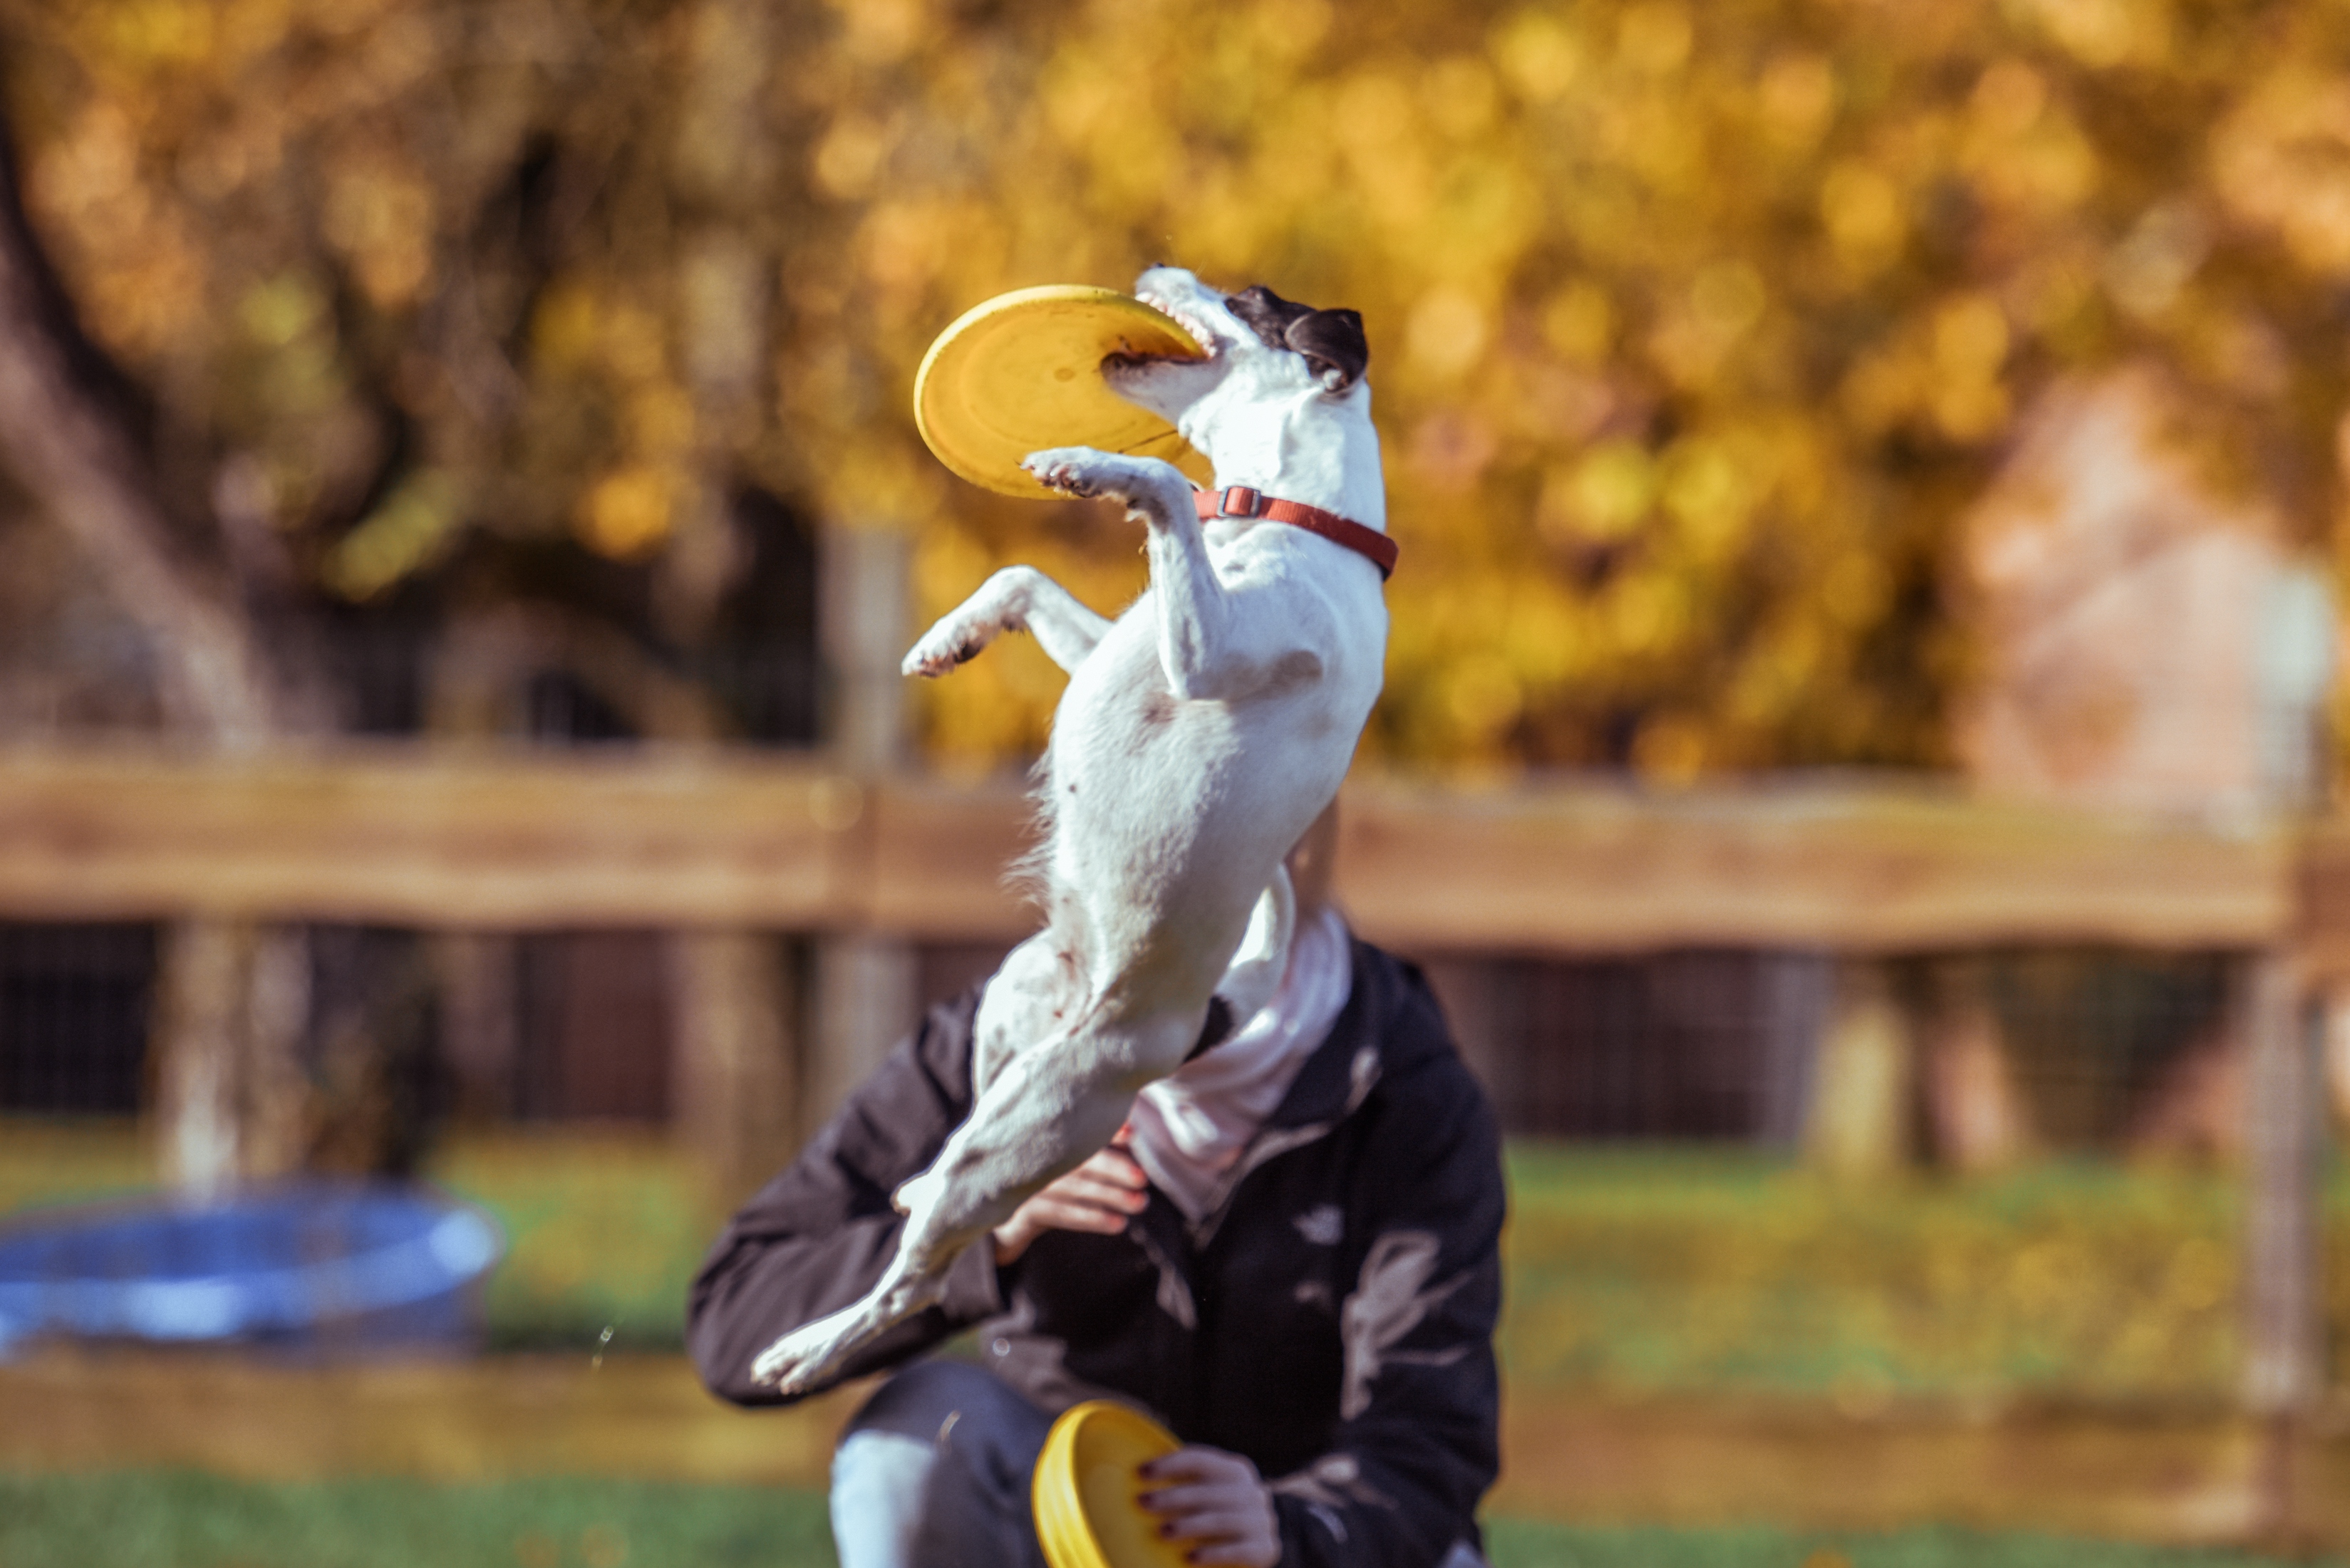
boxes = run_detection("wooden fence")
[0,743,2334,1413]
[0,744,2324,953]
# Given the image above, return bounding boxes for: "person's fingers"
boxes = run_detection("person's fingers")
[1029,1165,1145,1218]
[1138,1479,1256,1517]
[995,1152,1160,1262]
[1140,1448,1257,1487]
[1078,1145,1148,1188]
[1023,1183,1136,1227]
[1057,1170,1148,1210]
[1060,1162,1139,1195]
[1136,1448,1275,1568]
[1155,1505,1263,1540]
[1021,1195,1128,1234]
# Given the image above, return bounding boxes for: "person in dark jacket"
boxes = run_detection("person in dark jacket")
[688,814,1505,1567]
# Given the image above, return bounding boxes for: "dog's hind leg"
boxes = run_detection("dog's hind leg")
[904,566,1110,677]
[750,1006,1168,1396]
[966,930,1073,1099]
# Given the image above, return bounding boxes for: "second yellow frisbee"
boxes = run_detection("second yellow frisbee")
[1032,1400,1191,1568]
[913,286,1213,499]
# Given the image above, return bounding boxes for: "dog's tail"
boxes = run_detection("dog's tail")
[1213,866,1295,1029]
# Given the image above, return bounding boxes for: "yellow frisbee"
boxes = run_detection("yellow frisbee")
[913,286,1212,499]
[1032,1400,1191,1568]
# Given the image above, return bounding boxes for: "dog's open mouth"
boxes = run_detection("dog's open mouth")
[1132,291,1220,360]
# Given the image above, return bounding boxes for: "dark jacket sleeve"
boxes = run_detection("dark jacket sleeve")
[685,990,1007,1406]
[1270,1031,1506,1567]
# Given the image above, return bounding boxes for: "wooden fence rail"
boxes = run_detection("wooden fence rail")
[0,744,2326,956]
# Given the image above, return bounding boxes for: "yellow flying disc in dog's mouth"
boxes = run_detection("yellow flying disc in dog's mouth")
[914,286,1212,499]
[1032,1400,1190,1568]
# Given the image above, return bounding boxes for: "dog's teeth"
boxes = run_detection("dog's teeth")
[1137,294,1216,355]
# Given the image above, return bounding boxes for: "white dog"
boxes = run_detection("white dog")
[751,266,1392,1394]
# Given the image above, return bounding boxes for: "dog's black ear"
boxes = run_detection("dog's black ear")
[1285,308,1367,391]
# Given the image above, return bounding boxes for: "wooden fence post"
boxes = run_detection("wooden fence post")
[1805,958,1915,1179]
[1756,952,1832,1149]
[807,526,916,1136]
[2240,948,2324,1413]
[2238,946,2325,1540]
[1919,955,2034,1173]
[152,921,309,1200]
[670,930,799,1208]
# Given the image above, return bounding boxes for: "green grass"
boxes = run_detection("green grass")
[6,1121,2348,1398]
[427,1131,716,1354]
[0,1473,834,1568]
[1484,1517,2346,1567]
[0,1474,2337,1568]
[1499,1146,2269,1399]
[440,1135,2350,1398]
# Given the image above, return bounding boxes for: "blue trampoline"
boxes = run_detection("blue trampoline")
[0,1183,503,1359]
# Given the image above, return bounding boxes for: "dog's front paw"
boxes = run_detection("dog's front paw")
[1023,447,1139,501]
[902,625,977,679]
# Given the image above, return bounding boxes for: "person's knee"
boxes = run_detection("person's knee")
[841,1358,1040,1447]
[834,1359,1052,1512]
[829,1360,1051,1568]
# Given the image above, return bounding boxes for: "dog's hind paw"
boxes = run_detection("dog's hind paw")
[750,1320,853,1396]
[749,1270,952,1395]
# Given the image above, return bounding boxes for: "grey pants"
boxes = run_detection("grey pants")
[829,1359,1052,1568]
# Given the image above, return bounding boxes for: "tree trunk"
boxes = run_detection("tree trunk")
[0,115,317,1196]
[0,123,280,742]
[807,527,917,1136]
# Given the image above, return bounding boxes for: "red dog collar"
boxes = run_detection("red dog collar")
[1192,486,1397,581]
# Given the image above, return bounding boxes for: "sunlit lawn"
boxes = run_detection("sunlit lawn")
[1,1473,2339,1568]
[7,1123,2350,1560]
[5,1121,2349,1398]
[1501,1145,2286,1401]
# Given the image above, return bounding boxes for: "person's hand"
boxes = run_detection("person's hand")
[1138,1446,1280,1567]
[990,1138,1149,1265]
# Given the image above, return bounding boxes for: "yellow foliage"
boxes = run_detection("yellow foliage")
[579,468,681,561]
[7,0,2350,770]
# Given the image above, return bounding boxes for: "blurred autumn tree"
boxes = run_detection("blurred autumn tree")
[0,0,832,1188]
[3,0,2350,790]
